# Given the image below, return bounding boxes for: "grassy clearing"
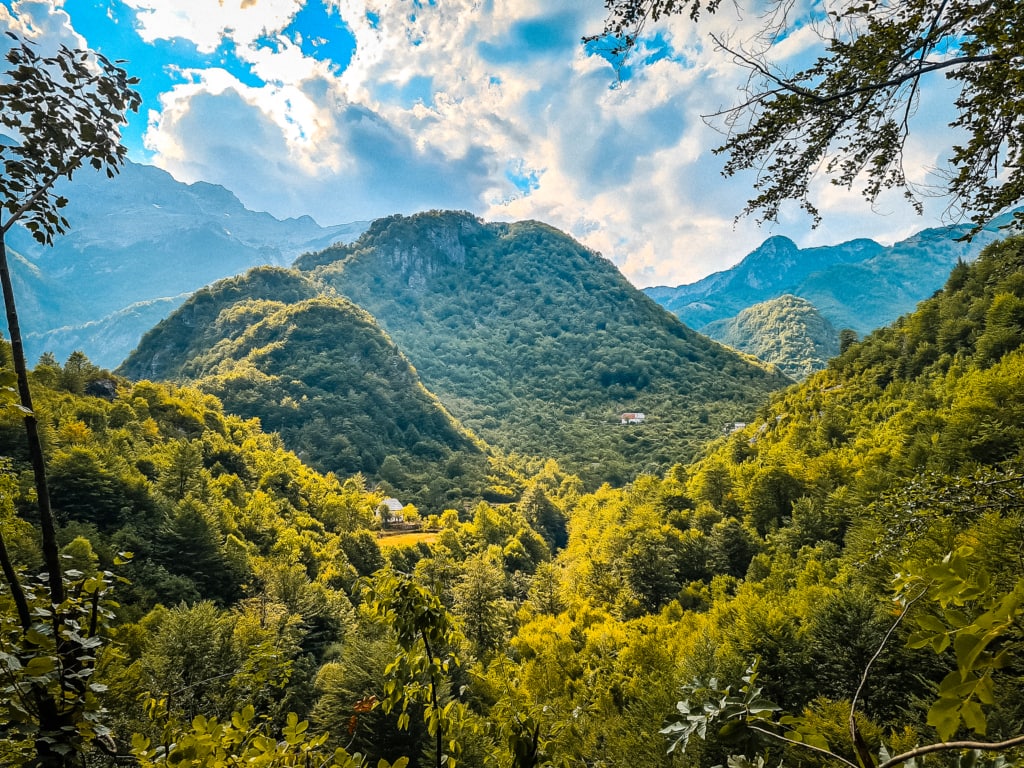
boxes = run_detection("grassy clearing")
[378,531,440,548]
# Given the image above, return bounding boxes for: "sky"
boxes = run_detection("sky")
[0,0,971,287]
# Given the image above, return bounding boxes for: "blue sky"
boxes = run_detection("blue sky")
[0,0,967,286]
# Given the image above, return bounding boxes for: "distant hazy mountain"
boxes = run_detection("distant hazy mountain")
[645,218,1013,335]
[702,295,839,380]
[119,267,489,511]
[294,211,791,485]
[4,160,367,368]
[27,295,191,368]
[643,216,1019,377]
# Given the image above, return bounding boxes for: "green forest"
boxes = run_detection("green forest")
[701,294,841,380]
[295,212,790,486]
[4,230,1024,767]
[119,267,495,512]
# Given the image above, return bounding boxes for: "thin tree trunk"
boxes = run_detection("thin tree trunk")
[0,237,74,767]
[0,237,63,603]
[420,630,444,768]
[0,527,31,628]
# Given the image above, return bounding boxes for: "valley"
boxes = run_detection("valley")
[2,4,1023,767]
[3,231,1023,768]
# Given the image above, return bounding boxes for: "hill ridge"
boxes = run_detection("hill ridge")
[295,210,791,484]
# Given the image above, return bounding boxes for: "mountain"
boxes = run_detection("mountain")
[4,160,368,368]
[27,295,191,367]
[293,211,791,485]
[684,232,1024,536]
[644,235,881,328]
[644,218,1012,336]
[119,267,490,511]
[701,294,839,380]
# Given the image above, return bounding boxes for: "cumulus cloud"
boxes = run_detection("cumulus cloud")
[145,65,495,221]
[0,0,85,50]
[125,0,304,52]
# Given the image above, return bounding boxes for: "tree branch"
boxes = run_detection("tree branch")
[746,724,860,768]
[0,151,85,238]
[0,528,31,630]
[848,589,927,767]
[880,734,1024,768]
[713,33,1000,107]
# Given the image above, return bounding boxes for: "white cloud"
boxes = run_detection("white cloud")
[0,0,85,49]
[124,0,303,52]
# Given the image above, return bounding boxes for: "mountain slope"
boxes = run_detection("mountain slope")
[645,220,1009,335]
[26,295,191,368]
[295,211,791,484]
[119,267,489,510]
[120,267,325,381]
[4,160,368,368]
[701,294,839,380]
[686,233,1024,539]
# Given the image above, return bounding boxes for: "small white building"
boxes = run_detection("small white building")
[620,412,646,425]
[378,497,404,524]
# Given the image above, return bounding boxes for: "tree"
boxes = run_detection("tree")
[589,0,1024,230]
[453,551,509,656]
[363,569,468,768]
[59,351,99,395]
[0,29,139,767]
[661,552,1024,768]
[839,329,858,355]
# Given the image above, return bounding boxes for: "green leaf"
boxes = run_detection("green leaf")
[25,627,50,646]
[927,696,961,742]
[805,732,831,751]
[916,614,948,633]
[131,733,149,750]
[954,632,986,673]
[24,655,56,676]
[960,700,987,735]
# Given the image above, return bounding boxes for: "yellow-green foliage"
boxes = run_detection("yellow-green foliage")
[4,236,1024,768]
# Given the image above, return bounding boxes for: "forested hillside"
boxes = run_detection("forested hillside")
[4,237,1024,768]
[701,294,840,379]
[0,348,575,767]
[120,267,492,511]
[501,234,1024,766]
[296,210,790,485]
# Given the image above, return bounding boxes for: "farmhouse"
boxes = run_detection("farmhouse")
[378,497,405,525]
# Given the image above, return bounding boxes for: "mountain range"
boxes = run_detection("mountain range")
[644,215,1020,374]
[122,211,791,488]
[4,160,367,367]
[7,158,1019,382]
